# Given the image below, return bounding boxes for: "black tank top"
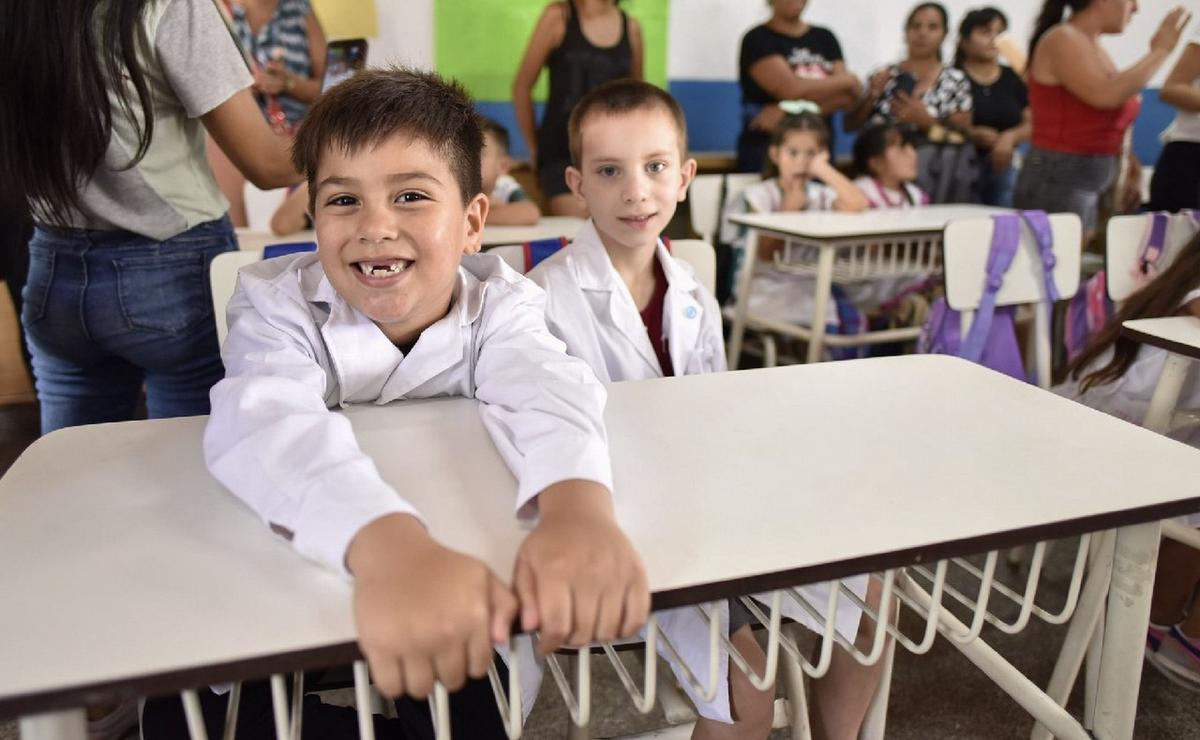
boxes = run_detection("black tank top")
[537,0,633,164]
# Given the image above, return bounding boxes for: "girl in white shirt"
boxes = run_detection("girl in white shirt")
[727,112,868,332]
[850,122,930,209]
[1058,231,1200,688]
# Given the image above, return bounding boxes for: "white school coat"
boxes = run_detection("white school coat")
[527,219,726,381]
[204,252,611,716]
[530,221,866,722]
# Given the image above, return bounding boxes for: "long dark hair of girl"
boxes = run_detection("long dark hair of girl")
[1069,230,1200,392]
[907,3,950,62]
[954,7,1009,68]
[0,0,156,227]
[762,112,830,179]
[1028,0,1090,62]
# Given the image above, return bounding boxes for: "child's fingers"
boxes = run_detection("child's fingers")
[593,583,626,643]
[533,575,573,655]
[489,576,519,645]
[467,623,495,680]
[433,646,468,692]
[365,652,405,699]
[403,656,436,700]
[565,584,600,647]
[512,559,540,633]
[618,570,651,639]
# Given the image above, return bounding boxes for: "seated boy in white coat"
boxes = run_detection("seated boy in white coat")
[528,80,883,740]
[201,69,649,735]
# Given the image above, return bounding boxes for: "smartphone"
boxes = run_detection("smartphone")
[322,39,369,92]
[892,72,917,98]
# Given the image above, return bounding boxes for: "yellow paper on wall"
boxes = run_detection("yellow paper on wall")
[312,0,378,40]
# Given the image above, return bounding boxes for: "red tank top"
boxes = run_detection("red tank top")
[1029,79,1140,156]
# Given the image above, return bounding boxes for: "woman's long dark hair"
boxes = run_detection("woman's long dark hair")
[1028,0,1091,62]
[1,0,155,226]
[1069,230,1200,392]
[954,7,1008,68]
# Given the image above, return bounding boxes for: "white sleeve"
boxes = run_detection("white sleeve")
[472,278,612,518]
[204,282,419,576]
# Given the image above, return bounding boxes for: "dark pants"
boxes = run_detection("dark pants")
[1149,140,1200,212]
[141,666,510,740]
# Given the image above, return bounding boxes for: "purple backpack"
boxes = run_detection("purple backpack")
[918,211,1060,382]
[1064,211,1180,361]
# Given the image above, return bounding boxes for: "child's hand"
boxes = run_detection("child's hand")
[807,151,834,179]
[347,514,518,699]
[513,481,649,655]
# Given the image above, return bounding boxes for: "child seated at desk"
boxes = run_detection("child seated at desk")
[850,122,930,209]
[145,68,649,739]
[1059,231,1200,689]
[724,111,869,349]
[529,80,882,740]
[481,117,542,226]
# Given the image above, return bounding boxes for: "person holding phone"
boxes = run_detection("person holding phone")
[845,3,975,201]
[209,0,328,226]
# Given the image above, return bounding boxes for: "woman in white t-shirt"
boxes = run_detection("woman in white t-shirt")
[1150,27,1200,212]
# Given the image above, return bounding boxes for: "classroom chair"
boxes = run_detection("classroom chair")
[941,213,1082,389]
[209,242,317,346]
[688,174,724,246]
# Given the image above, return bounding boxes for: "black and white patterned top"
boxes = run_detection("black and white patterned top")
[868,64,973,125]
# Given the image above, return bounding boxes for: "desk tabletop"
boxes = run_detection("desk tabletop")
[3,356,1200,715]
[1122,317,1200,361]
[480,217,585,247]
[728,205,1005,240]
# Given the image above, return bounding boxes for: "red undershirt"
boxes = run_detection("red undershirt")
[638,257,674,377]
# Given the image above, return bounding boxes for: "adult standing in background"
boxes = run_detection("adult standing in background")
[1014,0,1189,241]
[208,0,327,226]
[513,0,644,217]
[845,3,975,202]
[735,0,861,173]
[1150,27,1200,212]
[1,0,298,436]
[956,7,1030,207]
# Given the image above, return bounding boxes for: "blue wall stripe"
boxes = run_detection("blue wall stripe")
[477,81,1173,168]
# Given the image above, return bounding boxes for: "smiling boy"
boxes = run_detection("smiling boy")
[200,68,648,734]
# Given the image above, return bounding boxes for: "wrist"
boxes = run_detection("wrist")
[537,480,613,522]
[346,513,431,576]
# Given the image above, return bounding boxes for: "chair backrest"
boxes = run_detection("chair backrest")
[1106,213,1198,302]
[688,174,724,245]
[210,250,262,347]
[942,212,1082,388]
[719,173,762,245]
[670,239,717,295]
[943,213,1082,311]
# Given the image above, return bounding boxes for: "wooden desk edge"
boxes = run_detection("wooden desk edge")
[4,494,1199,720]
[1121,323,1200,361]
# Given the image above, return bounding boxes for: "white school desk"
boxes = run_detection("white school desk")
[727,205,1003,365]
[2,356,1200,739]
[234,228,317,252]
[480,217,585,247]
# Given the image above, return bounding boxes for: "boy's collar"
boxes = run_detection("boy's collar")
[572,219,696,293]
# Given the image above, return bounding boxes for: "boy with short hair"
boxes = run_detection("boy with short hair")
[184,68,648,736]
[481,117,541,226]
[528,79,880,740]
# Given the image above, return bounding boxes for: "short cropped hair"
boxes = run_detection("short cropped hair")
[292,67,484,211]
[567,79,688,167]
[480,117,511,155]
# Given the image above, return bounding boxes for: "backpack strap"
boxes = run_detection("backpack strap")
[1137,211,1170,274]
[522,237,569,273]
[959,213,1021,364]
[1018,210,1060,303]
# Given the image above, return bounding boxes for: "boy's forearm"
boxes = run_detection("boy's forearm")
[346,512,432,577]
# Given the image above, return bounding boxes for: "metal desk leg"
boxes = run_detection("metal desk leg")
[727,229,761,369]
[805,247,835,364]
[1091,521,1163,740]
[1143,353,1191,435]
[19,710,87,740]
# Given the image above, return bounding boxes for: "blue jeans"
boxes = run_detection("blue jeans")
[976,162,1017,208]
[21,217,237,434]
